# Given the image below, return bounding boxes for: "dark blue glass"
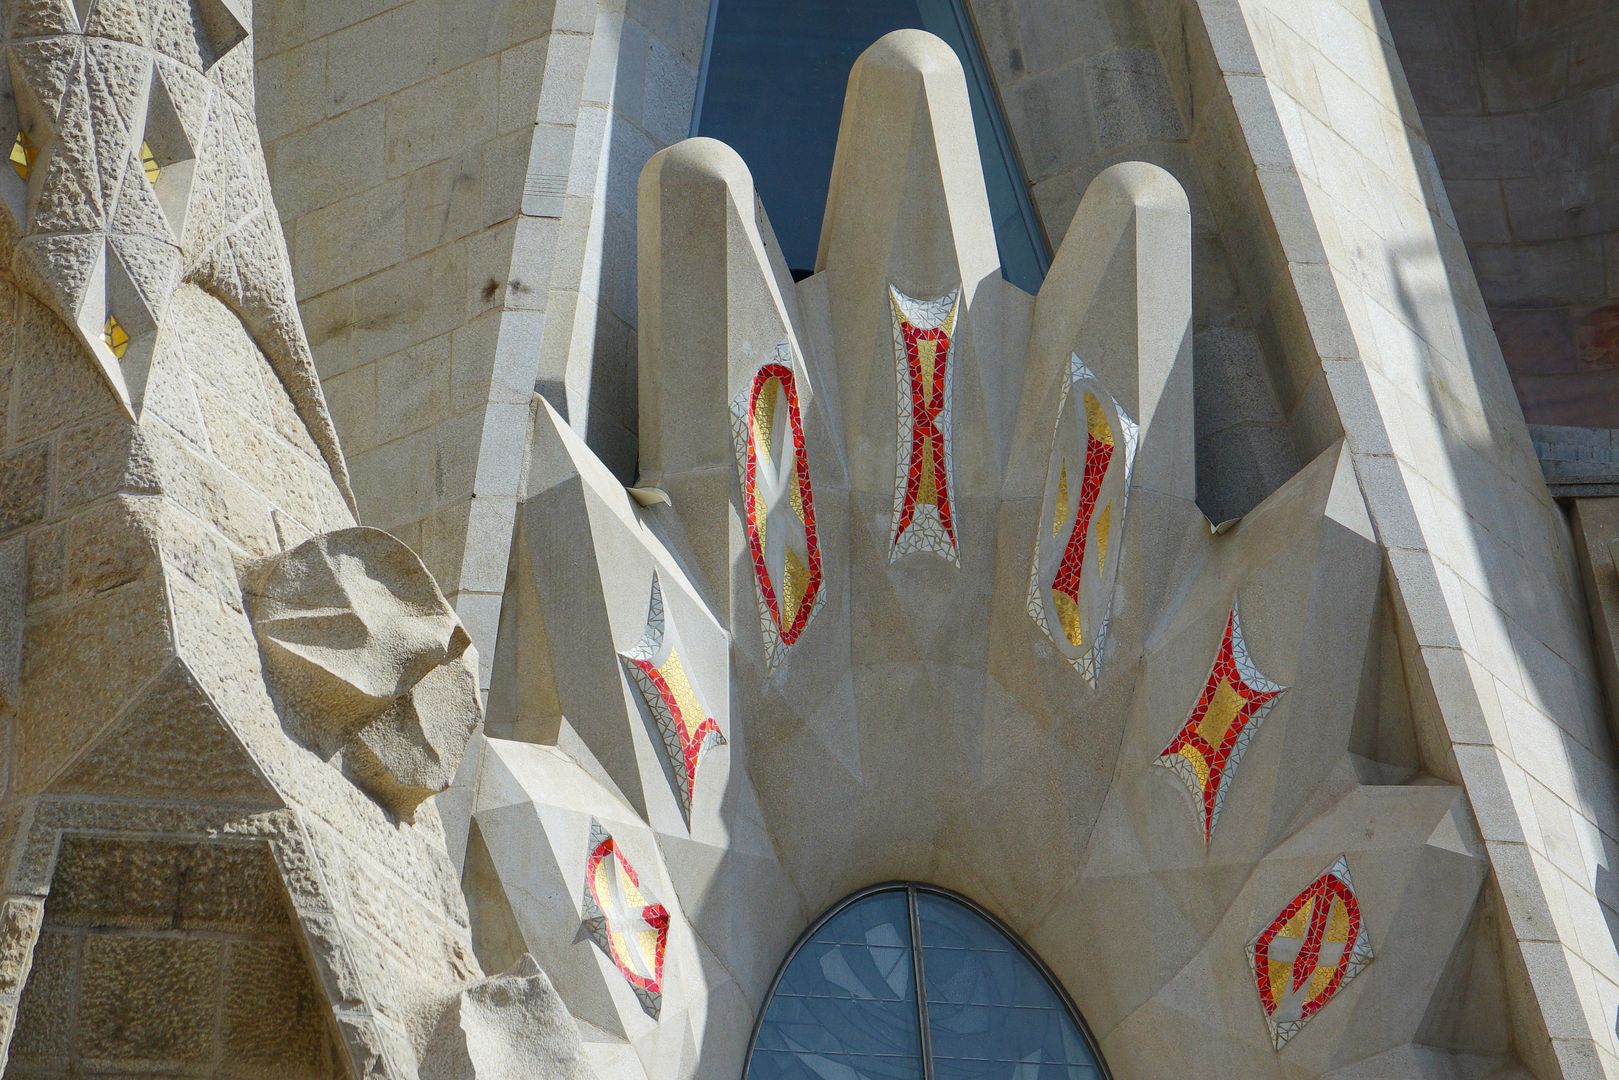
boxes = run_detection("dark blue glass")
[694,0,1049,292]
[749,890,926,1079]
[917,894,1103,1078]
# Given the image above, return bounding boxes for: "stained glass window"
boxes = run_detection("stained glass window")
[102,314,129,359]
[747,886,1108,1080]
[10,130,35,181]
[693,0,1049,292]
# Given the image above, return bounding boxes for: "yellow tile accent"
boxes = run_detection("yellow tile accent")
[1277,904,1311,941]
[1052,589,1083,648]
[1083,391,1115,447]
[1267,959,1292,1003]
[782,547,810,631]
[787,457,805,523]
[660,648,707,742]
[1176,743,1210,791]
[9,131,35,181]
[140,140,160,184]
[1306,960,1339,1000]
[1053,462,1069,536]
[917,337,938,401]
[102,314,130,359]
[917,434,938,507]
[1326,896,1352,943]
[1095,502,1113,573]
[1195,679,1246,747]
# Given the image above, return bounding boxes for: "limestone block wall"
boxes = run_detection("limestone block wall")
[1381,0,1619,490]
[255,0,708,692]
[9,838,343,1077]
[254,0,558,687]
[1147,0,1619,1071]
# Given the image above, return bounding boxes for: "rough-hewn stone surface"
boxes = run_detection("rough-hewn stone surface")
[249,526,481,817]
[0,3,567,1077]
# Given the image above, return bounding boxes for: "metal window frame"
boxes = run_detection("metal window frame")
[741,881,1114,1080]
[688,0,1053,284]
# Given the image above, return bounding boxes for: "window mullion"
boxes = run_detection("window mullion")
[909,886,936,1080]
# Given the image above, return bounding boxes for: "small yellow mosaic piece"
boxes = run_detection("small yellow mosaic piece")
[787,458,805,523]
[1306,961,1340,1000]
[102,314,130,359]
[9,131,35,181]
[1176,743,1210,790]
[660,648,707,742]
[1195,679,1247,748]
[1052,590,1083,648]
[1268,959,1293,998]
[917,337,939,401]
[1326,894,1352,942]
[781,547,810,631]
[1083,391,1115,447]
[1094,502,1113,573]
[917,434,938,507]
[1053,462,1069,536]
[140,141,160,184]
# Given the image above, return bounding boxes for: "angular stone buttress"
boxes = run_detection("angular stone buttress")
[0,2,588,1076]
[461,28,1544,1080]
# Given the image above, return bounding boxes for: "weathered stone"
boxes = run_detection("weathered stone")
[249,526,482,817]
[0,443,47,538]
[417,955,595,1080]
[0,898,42,996]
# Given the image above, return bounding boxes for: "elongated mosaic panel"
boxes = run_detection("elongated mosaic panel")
[730,343,824,668]
[1248,856,1373,1049]
[582,820,670,1018]
[1027,354,1138,683]
[1154,600,1286,842]
[619,576,726,821]
[889,285,961,564]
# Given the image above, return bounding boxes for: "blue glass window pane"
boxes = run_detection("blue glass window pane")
[749,890,925,1080]
[917,894,1104,1078]
[695,0,1049,292]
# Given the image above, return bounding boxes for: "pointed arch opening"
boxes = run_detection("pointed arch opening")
[746,884,1111,1079]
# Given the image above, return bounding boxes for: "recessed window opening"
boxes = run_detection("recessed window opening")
[693,0,1050,292]
[746,884,1110,1079]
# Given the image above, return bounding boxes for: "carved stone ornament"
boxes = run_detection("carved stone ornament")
[248,526,481,817]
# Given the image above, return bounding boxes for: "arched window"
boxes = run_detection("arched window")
[693,0,1050,293]
[746,884,1110,1079]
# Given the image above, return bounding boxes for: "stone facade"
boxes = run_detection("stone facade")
[1383,0,1619,493]
[2,0,1619,1078]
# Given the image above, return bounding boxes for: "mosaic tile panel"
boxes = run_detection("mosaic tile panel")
[1154,600,1286,841]
[1027,354,1138,684]
[619,576,726,821]
[1248,856,1373,1049]
[889,284,961,564]
[581,820,671,1018]
[730,343,825,668]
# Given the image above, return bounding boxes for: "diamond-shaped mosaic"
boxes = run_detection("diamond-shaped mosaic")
[581,820,670,1018]
[1027,353,1138,684]
[1248,855,1373,1049]
[730,342,824,669]
[889,284,960,564]
[1154,599,1285,841]
[620,575,726,822]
